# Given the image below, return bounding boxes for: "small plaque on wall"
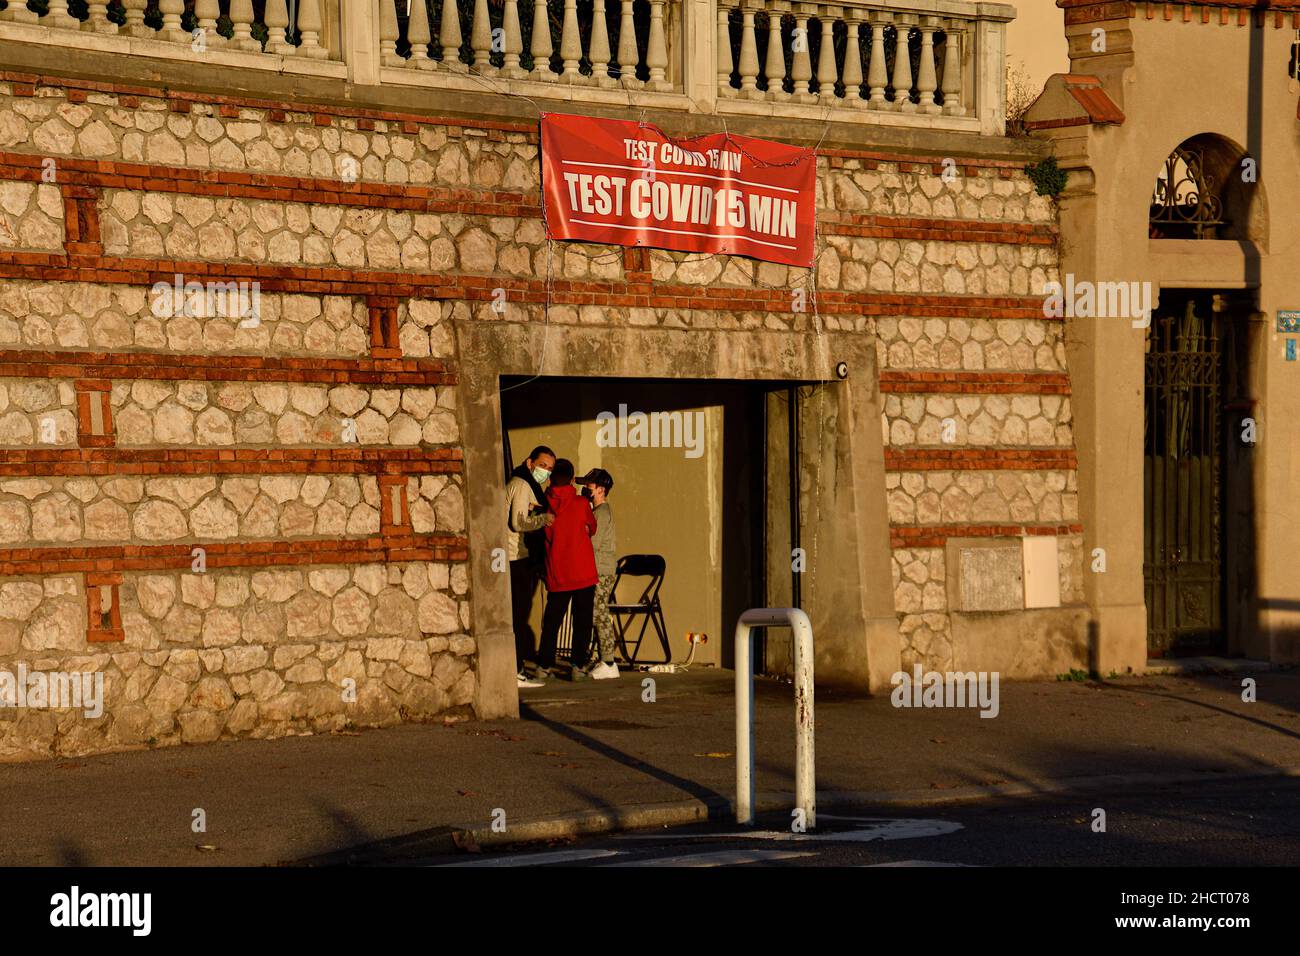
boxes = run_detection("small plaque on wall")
[1277,310,1300,333]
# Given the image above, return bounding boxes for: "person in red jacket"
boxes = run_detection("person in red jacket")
[537,458,599,680]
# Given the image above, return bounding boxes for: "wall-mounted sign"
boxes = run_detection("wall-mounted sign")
[1278,309,1300,332]
[540,113,816,268]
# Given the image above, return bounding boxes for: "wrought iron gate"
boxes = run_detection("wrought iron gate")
[1143,298,1224,657]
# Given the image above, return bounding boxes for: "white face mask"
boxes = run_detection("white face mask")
[531,466,551,484]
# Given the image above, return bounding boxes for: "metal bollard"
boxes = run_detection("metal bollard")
[733,607,815,829]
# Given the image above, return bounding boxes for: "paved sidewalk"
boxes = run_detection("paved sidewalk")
[1,668,1297,865]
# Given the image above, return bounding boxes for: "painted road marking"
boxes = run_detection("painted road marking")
[866,860,972,867]
[436,848,625,867]
[616,818,963,843]
[608,848,814,867]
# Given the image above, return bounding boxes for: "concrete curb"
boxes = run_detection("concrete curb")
[440,765,1300,855]
[304,765,1300,863]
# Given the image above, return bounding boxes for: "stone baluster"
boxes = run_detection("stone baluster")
[531,0,555,79]
[265,0,292,53]
[764,4,789,100]
[616,0,638,87]
[891,16,915,112]
[842,12,865,107]
[441,0,468,72]
[120,0,152,37]
[0,0,38,22]
[589,0,615,86]
[560,0,582,79]
[500,0,525,77]
[380,0,402,65]
[82,3,118,34]
[229,0,263,51]
[917,17,939,113]
[941,24,965,116]
[646,0,669,90]
[737,7,759,97]
[717,5,734,97]
[47,0,80,30]
[407,0,434,68]
[296,0,329,58]
[791,9,812,101]
[866,16,888,108]
[190,0,224,46]
[815,8,838,104]
[471,0,493,72]
[160,0,190,42]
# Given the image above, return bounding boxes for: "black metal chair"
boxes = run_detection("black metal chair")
[608,554,671,664]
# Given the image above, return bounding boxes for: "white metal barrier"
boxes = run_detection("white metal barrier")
[733,607,815,829]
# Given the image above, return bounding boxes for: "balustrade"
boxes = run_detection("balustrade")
[0,1,1012,131]
[0,0,333,59]
[716,2,973,117]
[383,0,672,92]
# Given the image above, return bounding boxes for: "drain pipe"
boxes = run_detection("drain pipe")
[787,387,801,610]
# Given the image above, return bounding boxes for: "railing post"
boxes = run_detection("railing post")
[343,0,383,85]
[683,0,718,111]
[734,607,816,829]
[974,12,1007,134]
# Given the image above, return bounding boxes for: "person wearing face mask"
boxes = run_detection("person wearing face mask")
[577,468,619,679]
[506,445,556,687]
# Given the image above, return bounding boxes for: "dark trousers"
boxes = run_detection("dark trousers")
[538,585,596,670]
[510,559,539,671]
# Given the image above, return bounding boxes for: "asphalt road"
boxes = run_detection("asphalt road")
[417,774,1300,867]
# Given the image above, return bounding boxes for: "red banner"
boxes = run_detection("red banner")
[540,113,816,268]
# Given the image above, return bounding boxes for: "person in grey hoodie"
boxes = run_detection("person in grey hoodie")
[578,468,620,679]
[507,446,555,686]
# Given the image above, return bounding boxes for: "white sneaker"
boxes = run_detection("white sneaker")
[590,661,620,680]
[517,671,544,688]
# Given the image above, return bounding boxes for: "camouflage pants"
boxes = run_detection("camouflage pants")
[592,573,617,664]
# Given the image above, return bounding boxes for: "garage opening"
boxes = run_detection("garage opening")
[500,375,811,674]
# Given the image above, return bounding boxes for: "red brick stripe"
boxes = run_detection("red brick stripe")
[0,254,1055,320]
[878,371,1072,394]
[0,447,462,477]
[890,523,1083,549]
[0,152,536,217]
[822,213,1056,245]
[0,152,1055,245]
[884,449,1078,471]
[0,350,455,386]
[0,534,469,576]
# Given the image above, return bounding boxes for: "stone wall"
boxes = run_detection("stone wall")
[0,62,1081,757]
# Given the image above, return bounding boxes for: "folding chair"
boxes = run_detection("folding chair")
[608,554,671,665]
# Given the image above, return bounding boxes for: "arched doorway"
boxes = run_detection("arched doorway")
[1143,135,1260,658]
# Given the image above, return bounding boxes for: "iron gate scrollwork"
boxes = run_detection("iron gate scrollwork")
[1143,298,1223,657]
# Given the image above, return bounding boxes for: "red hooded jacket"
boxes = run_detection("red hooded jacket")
[543,484,599,593]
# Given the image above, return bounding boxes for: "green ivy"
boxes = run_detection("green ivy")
[1025,157,1068,198]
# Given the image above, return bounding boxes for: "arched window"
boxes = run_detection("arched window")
[1150,147,1223,239]
[1149,135,1259,242]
